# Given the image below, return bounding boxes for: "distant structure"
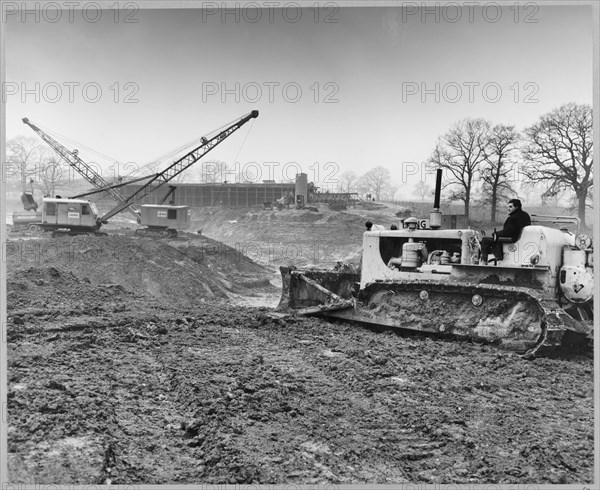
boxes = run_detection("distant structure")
[295,173,308,208]
[117,182,296,208]
[311,191,359,209]
[95,175,356,210]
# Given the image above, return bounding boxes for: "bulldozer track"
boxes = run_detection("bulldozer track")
[351,279,588,356]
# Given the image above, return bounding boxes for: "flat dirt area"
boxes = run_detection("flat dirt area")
[5,204,595,484]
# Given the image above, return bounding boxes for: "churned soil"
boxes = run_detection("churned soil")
[5,207,595,484]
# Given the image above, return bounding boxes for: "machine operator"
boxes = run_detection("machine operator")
[480,198,531,263]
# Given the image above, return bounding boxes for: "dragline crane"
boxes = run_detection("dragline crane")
[23,110,259,237]
[22,117,141,222]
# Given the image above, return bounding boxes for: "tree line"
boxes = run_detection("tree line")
[338,103,593,228]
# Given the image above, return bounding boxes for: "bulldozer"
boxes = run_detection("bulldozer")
[278,170,594,356]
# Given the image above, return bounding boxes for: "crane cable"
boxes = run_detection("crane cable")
[232,117,255,166]
[137,134,207,173]
[34,121,125,168]
[32,111,255,179]
[139,111,256,177]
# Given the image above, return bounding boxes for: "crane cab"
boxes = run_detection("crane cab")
[40,198,99,233]
[137,204,191,237]
[139,205,190,229]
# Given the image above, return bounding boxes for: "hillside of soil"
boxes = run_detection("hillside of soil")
[4,207,595,485]
[188,202,404,268]
[5,231,279,308]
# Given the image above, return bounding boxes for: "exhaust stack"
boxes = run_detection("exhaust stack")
[429,169,442,229]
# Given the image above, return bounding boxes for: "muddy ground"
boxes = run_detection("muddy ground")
[4,204,595,484]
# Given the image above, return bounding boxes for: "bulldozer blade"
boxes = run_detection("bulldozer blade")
[277,266,359,312]
[293,300,355,316]
[538,298,594,338]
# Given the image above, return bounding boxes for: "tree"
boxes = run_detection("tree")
[36,154,64,197]
[566,185,593,217]
[338,170,358,193]
[427,118,490,223]
[481,124,519,222]
[521,103,593,226]
[6,136,44,187]
[515,180,542,206]
[386,181,401,201]
[358,166,392,200]
[6,136,50,209]
[412,181,433,202]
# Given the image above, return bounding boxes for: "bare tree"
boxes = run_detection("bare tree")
[427,118,490,223]
[358,166,392,200]
[387,181,401,201]
[338,170,358,193]
[412,181,433,202]
[6,136,43,186]
[565,186,593,217]
[481,124,519,222]
[6,136,49,210]
[521,103,593,226]
[36,154,64,197]
[516,180,541,206]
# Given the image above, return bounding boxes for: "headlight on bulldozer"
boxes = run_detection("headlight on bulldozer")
[471,294,483,307]
[576,234,592,250]
[419,290,429,301]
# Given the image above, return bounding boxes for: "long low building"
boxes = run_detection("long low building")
[119,182,297,207]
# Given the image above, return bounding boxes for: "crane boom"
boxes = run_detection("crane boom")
[98,110,259,224]
[22,117,141,221]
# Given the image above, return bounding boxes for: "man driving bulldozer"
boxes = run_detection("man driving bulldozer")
[480,198,531,264]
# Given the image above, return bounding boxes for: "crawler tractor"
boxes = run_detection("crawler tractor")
[279,170,594,355]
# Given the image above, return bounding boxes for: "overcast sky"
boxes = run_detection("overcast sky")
[4,3,594,192]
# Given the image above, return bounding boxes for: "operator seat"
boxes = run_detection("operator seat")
[497,225,535,266]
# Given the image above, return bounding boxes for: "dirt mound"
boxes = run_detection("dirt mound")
[6,266,134,311]
[316,212,366,225]
[284,210,325,222]
[5,233,277,307]
[355,201,389,210]
[217,209,325,224]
